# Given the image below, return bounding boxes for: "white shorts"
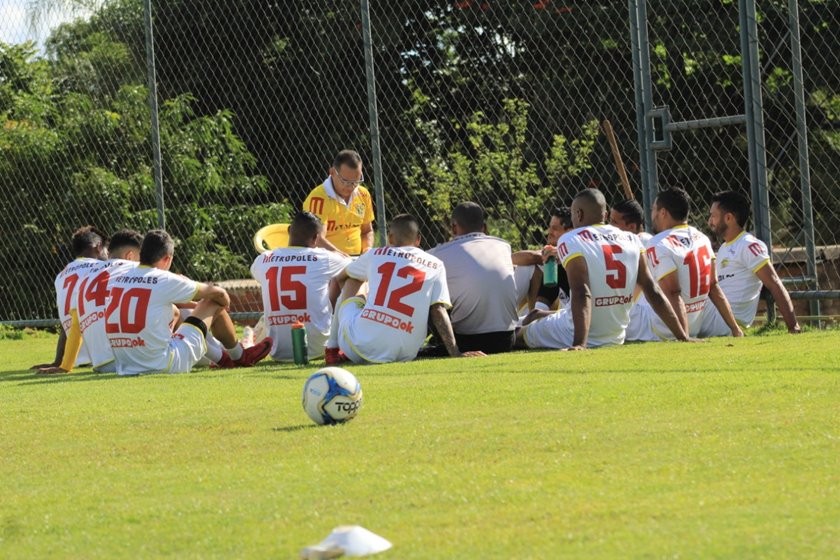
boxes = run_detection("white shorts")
[513,264,535,309]
[521,309,574,349]
[167,321,208,374]
[624,301,662,342]
[337,296,369,364]
[698,305,740,338]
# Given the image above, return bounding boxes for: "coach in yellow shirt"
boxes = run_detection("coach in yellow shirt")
[303,150,375,256]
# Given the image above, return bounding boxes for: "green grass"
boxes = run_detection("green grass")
[1,330,838,558]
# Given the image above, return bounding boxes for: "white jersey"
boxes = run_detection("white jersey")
[645,225,715,337]
[106,266,199,375]
[343,246,450,362]
[250,247,349,360]
[638,231,654,248]
[556,224,643,346]
[54,258,100,364]
[428,232,518,334]
[715,231,770,325]
[75,259,138,370]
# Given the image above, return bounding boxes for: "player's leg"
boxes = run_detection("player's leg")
[189,300,271,367]
[326,277,366,364]
[335,295,368,364]
[515,309,574,349]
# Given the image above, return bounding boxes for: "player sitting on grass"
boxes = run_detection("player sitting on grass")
[517,188,690,350]
[38,229,143,374]
[327,214,485,363]
[700,190,800,335]
[610,199,653,246]
[105,229,272,376]
[625,188,743,341]
[31,226,108,372]
[250,211,350,362]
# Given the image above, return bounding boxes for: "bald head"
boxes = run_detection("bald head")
[570,188,608,228]
[388,214,421,247]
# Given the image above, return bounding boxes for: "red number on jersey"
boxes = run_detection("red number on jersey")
[603,244,627,289]
[78,269,110,317]
[265,266,307,311]
[646,246,660,267]
[683,245,712,298]
[105,287,151,334]
[62,273,80,315]
[373,262,427,317]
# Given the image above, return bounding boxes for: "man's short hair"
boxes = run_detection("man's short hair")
[140,229,175,265]
[333,149,362,170]
[551,206,573,230]
[655,187,691,222]
[290,211,323,239]
[71,226,107,257]
[388,214,420,245]
[711,191,751,228]
[612,199,645,229]
[108,229,143,255]
[451,201,485,233]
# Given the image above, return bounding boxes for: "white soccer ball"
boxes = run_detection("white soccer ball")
[302,367,363,425]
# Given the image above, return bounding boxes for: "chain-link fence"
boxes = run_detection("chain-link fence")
[1,0,838,325]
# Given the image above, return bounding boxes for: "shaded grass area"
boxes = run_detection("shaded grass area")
[1,330,838,558]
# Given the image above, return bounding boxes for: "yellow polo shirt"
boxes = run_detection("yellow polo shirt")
[303,179,375,255]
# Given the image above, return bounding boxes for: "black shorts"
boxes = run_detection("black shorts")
[454,330,515,354]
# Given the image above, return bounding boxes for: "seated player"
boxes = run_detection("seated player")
[32,226,107,372]
[610,198,653,246]
[38,229,144,374]
[517,189,689,350]
[250,211,350,361]
[626,188,743,341]
[514,206,575,315]
[330,214,485,363]
[106,229,272,375]
[427,202,518,354]
[700,191,800,335]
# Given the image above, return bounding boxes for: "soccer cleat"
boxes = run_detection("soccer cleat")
[234,337,272,367]
[324,347,349,365]
[211,351,236,369]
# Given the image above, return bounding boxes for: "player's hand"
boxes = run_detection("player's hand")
[37,366,69,375]
[30,362,58,370]
[563,345,586,351]
[459,351,486,358]
[788,323,801,334]
[684,337,706,343]
[732,327,745,338]
[541,245,559,263]
[521,308,552,326]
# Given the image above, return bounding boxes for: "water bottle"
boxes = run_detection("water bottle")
[543,253,558,288]
[292,321,309,365]
[240,326,255,349]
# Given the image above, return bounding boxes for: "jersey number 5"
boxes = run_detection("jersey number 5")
[265,266,307,311]
[373,262,426,316]
[603,244,627,289]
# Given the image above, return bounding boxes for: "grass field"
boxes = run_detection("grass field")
[1,328,838,558]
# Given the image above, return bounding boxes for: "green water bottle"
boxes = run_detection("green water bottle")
[543,251,558,288]
[292,321,308,365]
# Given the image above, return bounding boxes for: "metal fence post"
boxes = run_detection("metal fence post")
[629,0,650,221]
[635,0,658,224]
[788,0,821,319]
[143,0,165,230]
[360,0,386,247]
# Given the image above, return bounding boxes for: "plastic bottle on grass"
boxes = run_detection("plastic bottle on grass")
[292,322,308,365]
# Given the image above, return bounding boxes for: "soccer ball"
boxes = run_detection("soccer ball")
[302,367,363,425]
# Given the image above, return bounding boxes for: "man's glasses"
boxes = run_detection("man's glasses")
[335,170,364,187]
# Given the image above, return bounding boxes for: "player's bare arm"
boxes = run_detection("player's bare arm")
[755,264,801,333]
[707,261,743,337]
[32,328,68,370]
[360,221,374,253]
[564,255,591,350]
[194,283,231,309]
[636,254,689,341]
[657,270,689,334]
[429,304,485,358]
